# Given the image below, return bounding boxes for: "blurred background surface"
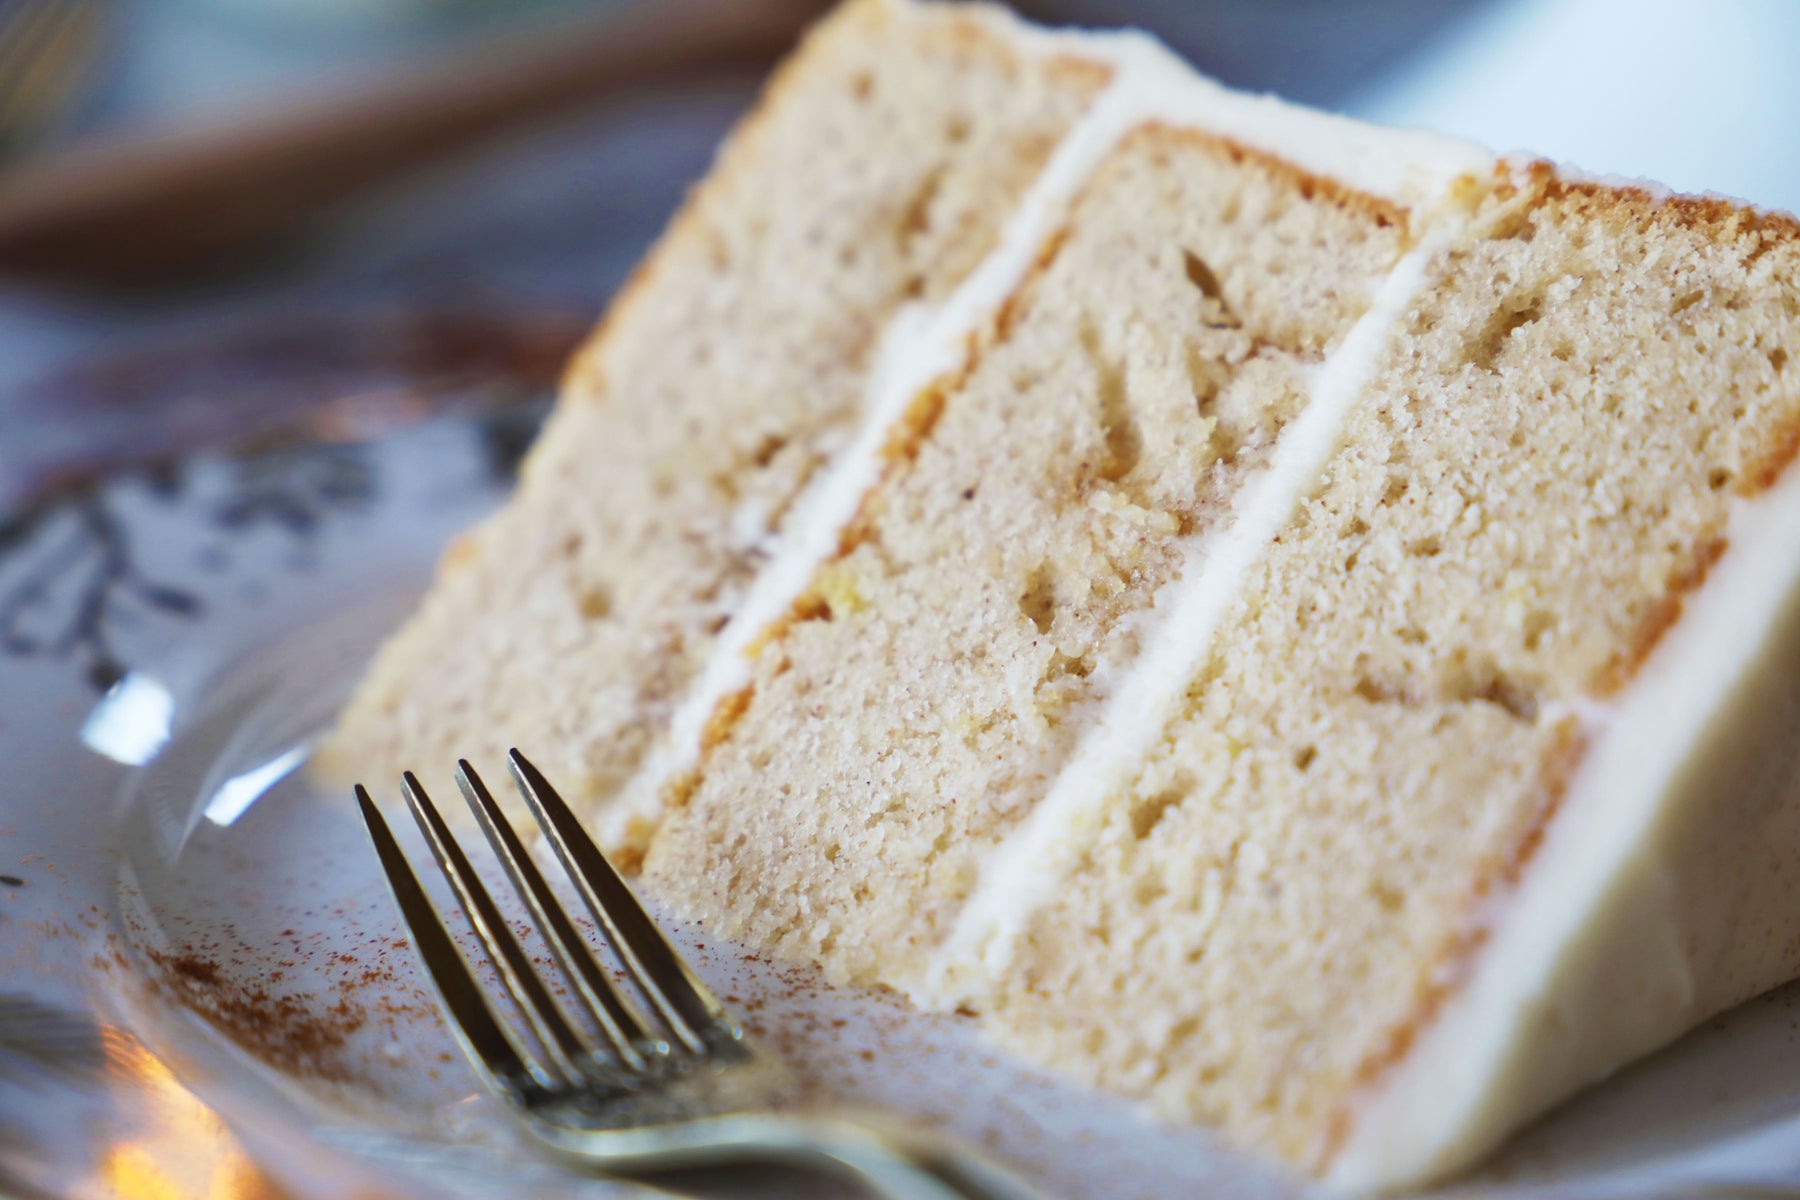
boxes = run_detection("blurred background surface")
[3,0,1799,504]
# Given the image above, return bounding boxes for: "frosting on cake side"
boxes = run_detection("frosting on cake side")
[1331,443,1800,1190]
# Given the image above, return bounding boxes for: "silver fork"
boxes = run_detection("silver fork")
[355,748,1048,1200]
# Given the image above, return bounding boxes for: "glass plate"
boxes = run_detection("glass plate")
[7,408,1800,1199]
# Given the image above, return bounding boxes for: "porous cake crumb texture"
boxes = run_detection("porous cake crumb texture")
[646,127,1408,986]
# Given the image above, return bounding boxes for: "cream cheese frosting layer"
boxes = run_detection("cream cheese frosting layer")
[1330,456,1800,1191]
[987,9,1487,210]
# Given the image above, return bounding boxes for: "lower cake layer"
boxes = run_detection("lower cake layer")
[968,169,1800,1176]
[1333,456,1800,1188]
[644,127,1410,985]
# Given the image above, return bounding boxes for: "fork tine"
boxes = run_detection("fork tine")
[354,786,548,1098]
[400,771,596,1087]
[455,759,657,1073]
[507,749,738,1055]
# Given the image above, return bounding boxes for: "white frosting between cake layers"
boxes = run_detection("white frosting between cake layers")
[1328,458,1800,1191]
[602,9,1488,850]
[983,7,1489,210]
[918,224,1460,1004]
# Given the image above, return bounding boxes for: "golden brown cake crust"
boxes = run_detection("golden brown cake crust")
[1321,721,1589,1166]
[1143,123,1413,236]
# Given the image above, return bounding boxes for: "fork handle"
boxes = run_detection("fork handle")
[540,1113,1050,1200]
[812,1118,1050,1200]
[697,1114,1052,1200]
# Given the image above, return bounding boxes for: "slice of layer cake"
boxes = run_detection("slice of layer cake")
[644,121,1416,986]
[322,1,1800,1190]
